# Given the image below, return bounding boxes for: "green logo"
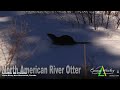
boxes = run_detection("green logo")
[98,66,107,77]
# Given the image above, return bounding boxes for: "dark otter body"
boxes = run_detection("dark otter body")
[47,33,91,45]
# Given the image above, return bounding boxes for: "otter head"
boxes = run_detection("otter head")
[47,33,57,41]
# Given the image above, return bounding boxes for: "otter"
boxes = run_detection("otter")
[47,33,91,45]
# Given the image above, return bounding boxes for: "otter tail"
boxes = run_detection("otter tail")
[76,41,91,44]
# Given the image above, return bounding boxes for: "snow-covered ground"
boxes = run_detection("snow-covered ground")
[0,11,120,69]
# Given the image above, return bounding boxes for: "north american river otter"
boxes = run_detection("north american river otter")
[47,33,91,45]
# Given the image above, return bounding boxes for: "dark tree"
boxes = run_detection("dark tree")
[106,11,111,29]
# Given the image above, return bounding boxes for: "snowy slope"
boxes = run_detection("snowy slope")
[0,11,120,69]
